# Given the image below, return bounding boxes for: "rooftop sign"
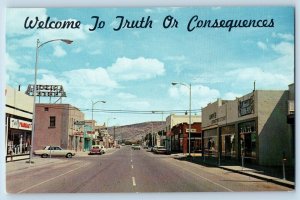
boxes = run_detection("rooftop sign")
[25,84,67,97]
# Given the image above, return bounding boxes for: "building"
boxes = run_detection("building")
[5,85,33,162]
[165,114,202,151]
[171,122,202,154]
[34,103,85,152]
[83,124,93,151]
[202,88,294,166]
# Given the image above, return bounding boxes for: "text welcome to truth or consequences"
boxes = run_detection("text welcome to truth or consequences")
[24,15,275,32]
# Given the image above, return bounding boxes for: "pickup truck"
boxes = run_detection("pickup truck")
[34,146,76,158]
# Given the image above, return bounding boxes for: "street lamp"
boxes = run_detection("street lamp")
[91,100,106,122]
[152,111,165,148]
[29,38,73,164]
[106,117,116,147]
[171,82,192,156]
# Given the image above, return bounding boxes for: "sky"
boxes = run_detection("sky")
[5,7,294,126]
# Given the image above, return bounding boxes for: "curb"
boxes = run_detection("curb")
[173,157,295,189]
[218,166,295,189]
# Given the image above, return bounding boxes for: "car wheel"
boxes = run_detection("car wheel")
[41,154,48,158]
[66,153,72,158]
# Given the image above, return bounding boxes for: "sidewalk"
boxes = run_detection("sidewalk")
[6,157,66,174]
[173,154,295,189]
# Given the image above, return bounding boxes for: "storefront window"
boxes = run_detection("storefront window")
[221,125,236,159]
[7,131,31,155]
[239,121,257,162]
[203,129,218,157]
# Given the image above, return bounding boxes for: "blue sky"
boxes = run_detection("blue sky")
[6,7,294,126]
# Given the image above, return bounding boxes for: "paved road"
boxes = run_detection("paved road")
[6,146,292,193]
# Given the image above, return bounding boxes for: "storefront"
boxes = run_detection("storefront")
[238,120,257,164]
[190,132,202,153]
[220,125,236,160]
[6,116,32,161]
[203,128,218,157]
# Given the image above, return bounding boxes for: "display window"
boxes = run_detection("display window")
[7,130,31,155]
[220,125,236,159]
[239,121,257,162]
[203,129,218,157]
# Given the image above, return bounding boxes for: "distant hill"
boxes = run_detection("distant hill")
[107,121,166,142]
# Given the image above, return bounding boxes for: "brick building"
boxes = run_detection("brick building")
[171,122,202,154]
[34,103,85,152]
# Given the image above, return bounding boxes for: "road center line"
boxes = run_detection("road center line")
[131,165,134,169]
[17,163,88,193]
[170,161,233,192]
[132,177,136,186]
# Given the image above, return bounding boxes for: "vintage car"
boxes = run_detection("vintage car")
[131,144,141,150]
[88,145,106,155]
[34,146,75,158]
[155,146,168,154]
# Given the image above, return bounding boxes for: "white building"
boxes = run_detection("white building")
[5,85,33,162]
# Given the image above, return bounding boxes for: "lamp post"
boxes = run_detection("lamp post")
[152,111,165,147]
[28,38,73,164]
[91,100,106,122]
[172,82,192,157]
[106,117,116,147]
[90,100,105,149]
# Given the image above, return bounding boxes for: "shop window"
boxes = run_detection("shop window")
[49,116,56,128]
[221,125,236,159]
[239,121,257,161]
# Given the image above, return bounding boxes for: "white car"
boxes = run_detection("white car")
[34,146,75,158]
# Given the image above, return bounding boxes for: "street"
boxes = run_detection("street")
[6,146,292,193]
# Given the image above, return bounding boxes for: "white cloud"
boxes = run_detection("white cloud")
[271,42,294,56]
[53,45,67,57]
[107,57,165,81]
[73,48,82,53]
[6,8,47,36]
[117,92,136,99]
[168,84,220,109]
[223,92,241,100]
[192,73,223,84]
[37,74,67,85]
[272,32,294,41]
[225,67,291,89]
[64,67,118,88]
[5,53,20,72]
[257,41,267,50]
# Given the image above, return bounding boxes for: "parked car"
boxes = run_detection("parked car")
[34,146,75,158]
[131,144,141,150]
[115,144,121,148]
[155,146,168,154]
[146,147,152,152]
[89,145,103,155]
[152,146,158,152]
